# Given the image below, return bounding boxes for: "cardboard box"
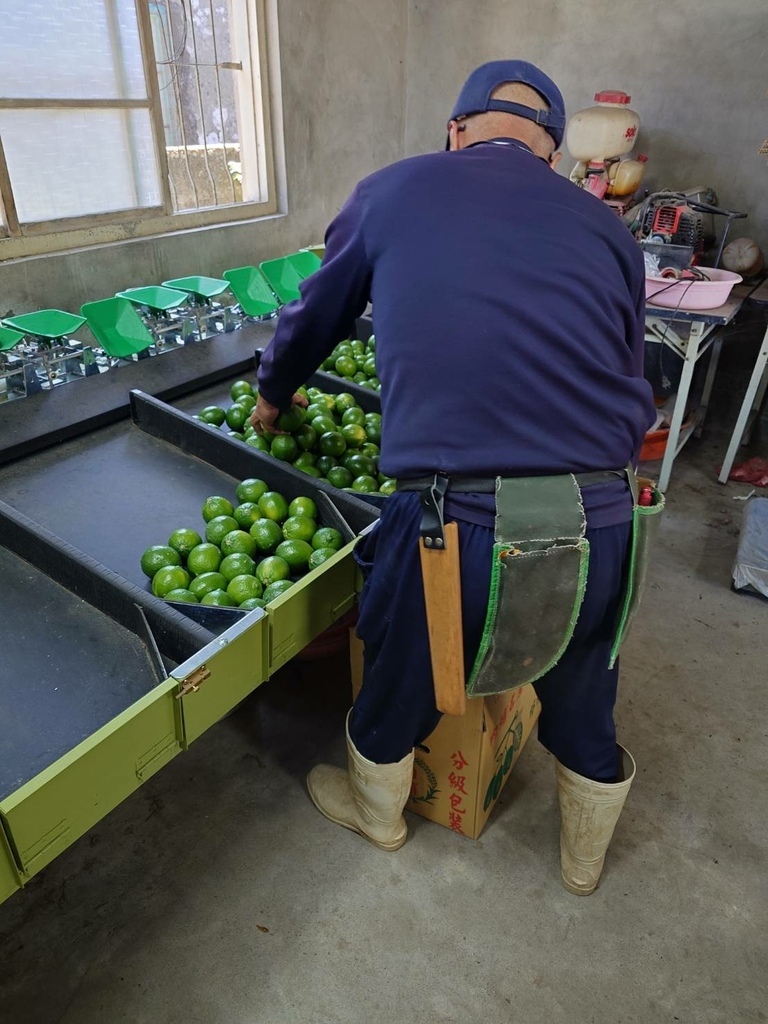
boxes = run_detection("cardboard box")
[349,631,540,839]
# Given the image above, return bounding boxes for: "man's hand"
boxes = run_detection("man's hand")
[249,392,308,436]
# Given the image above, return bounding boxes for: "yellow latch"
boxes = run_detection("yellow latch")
[175,664,211,699]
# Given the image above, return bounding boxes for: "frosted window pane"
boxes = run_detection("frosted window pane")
[0,109,161,221]
[0,0,147,100]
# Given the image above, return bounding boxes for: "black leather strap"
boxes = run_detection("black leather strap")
[398,470,626,495]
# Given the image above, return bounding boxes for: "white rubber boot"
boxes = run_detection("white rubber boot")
[307,715,414,851]
[556,746,636,896]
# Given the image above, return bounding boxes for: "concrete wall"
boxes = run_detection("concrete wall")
[404,0,768,249]
[0,0,407,316]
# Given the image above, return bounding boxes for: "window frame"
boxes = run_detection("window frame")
[0,0,279,260]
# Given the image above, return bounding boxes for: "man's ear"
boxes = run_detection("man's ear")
[447,120,466,151]
[549,150,564,172]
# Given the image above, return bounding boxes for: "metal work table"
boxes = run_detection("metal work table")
[645,288,748,491]
[718,280,768,484]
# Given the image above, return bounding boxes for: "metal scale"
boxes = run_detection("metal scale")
[0,310,99,404]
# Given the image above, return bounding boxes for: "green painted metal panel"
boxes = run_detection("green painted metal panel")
[266,542,358,673]
[177,609,268,745]
[0,677,181,882]
[0,823,21,902]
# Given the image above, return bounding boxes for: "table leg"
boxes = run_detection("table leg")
[718,324,768,484]
[658,321,704,492]
[695,333,724,437]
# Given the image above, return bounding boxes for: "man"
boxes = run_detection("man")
[252,61,656,895]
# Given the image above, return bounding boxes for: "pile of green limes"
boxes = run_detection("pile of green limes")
[320,336,379,391]
[195,379,395,497]
[139,478,344,609]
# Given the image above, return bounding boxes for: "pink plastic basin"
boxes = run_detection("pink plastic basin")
[645,267,742,310]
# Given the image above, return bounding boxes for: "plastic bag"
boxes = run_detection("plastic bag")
[733,497,768,597]
[727,457,768,488]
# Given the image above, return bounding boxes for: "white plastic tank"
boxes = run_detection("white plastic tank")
[566,91,640,163]
[606,154,648,197]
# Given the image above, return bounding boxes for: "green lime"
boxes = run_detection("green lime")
[299,465,323,477]
[187,543,223,576]
[306,402,327,422]
[202,495,235,522]
[345,454,376,478]
[367,334,376,351]
[318,431,346,457]
[233,502,262,529]
[352,475,379,494]
[294,452,318,469]
[189,572,227,598]
[276,539,313,570]
[220,530,257,557]
[306,387,322,400]
[294,424,318,452]
[308,547,338,571]
[239,597,266,610]
[335,344,353,359]
[167,528,203,560]
[341,407,365,427]
[226,574,264,605]
[316,455,338,476]
[363,357,377,376]
[311,416,338,436]
[246,435,270,452]
[199,406,226,426]
[282,515,317,543]
[379,479,397,496]
[335,355,357,377]
[230,380,254,401]
[256,555,291,586]
[350,340,365,355]
[236,478,269,503]
[205,515,239,546]
[352,372,367,385]
[360,443,380,461]
[258,491,289,523]
[316,394,337,412]
[225,404,249,431]
[335,393,358,415]
[276,406,306,432]
[140,544,182,578]
[289,496,317,519]
[219,553,256,581]
[249,518,284,553]
[326,466,353,489]
[152,565,191,597]
[235,394,257,413]
[365,421,381,444]
[200,590,235,607]
[341,424,366,449]
[165,588,198,603]
[364,411,381,427]
[271,435,299,462]
[229,431,245,442]
[312,527,343,552]
[297,386,310,401]
[263,580,294,603]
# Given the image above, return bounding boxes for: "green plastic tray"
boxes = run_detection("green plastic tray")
[80,297,154,358]
[0,325,24,352]
[116,286,190,312]
[3,309,86,340]
[287,249,322,278]
[222,266,280,317]
[259,257,303,304]
[162,276,230,300]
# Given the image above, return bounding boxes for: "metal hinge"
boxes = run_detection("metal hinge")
[175,664,211,699]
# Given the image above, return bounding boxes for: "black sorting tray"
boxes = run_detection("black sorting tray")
[0,507,212,802]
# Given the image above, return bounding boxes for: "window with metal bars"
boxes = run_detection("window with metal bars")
[0,0,278,258]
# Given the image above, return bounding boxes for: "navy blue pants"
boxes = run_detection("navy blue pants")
[349,493,631,783]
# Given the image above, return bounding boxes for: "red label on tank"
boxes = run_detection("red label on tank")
[625,126,638,139]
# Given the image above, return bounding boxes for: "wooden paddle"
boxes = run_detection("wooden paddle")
[419,521,466,716]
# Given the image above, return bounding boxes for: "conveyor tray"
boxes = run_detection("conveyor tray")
[0,546,167,803]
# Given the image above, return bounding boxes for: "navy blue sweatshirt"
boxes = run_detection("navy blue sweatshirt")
[258,140,655,527]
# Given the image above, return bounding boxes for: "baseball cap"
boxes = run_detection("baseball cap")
[448,60,566,149]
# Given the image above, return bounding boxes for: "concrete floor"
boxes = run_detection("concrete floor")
[1,436,766,1024]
